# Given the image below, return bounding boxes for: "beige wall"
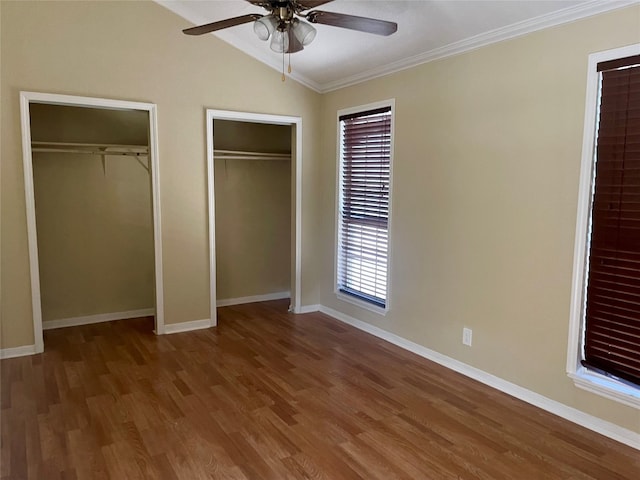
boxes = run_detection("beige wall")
[213,120,291,153]
[1,0,322,348]
[213,120,291,300]
[319,7,640,433]
[33,153,155,321]
[30,103,149,146]
[31,104,154,322]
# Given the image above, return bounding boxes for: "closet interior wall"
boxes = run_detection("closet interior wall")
[30,104,155,325]
[213,120,292,303]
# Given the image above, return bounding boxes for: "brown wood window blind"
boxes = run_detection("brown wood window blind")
[338,106,392,307]
[583,54,640,386]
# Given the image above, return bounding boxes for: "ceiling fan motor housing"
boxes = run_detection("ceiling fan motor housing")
[277,6,294,23]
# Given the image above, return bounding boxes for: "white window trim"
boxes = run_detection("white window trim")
[567,43,640,409]
[334,99,395,315]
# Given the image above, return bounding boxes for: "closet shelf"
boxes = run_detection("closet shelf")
[214,149,290,161]
[31,141,148,157]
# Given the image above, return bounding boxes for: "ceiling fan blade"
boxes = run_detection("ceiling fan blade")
[307,11,397,36]
[287,29,304,53]
[295,1,334,10]
[183,14,263,35]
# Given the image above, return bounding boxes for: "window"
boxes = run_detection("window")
[568,45,640,408]
[336,101,394,311]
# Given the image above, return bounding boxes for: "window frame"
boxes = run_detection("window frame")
[568,43,640,409]
[334,99,395,315]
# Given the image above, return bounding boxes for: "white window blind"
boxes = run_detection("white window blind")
[337,106,392,308]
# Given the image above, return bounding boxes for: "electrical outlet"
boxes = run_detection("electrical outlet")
[462,327,472,346]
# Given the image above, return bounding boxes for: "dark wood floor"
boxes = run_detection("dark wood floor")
[1,300,638,479]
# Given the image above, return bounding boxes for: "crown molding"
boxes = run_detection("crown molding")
[319,0,638,93]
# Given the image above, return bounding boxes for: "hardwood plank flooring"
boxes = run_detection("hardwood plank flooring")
[1,299,638,479]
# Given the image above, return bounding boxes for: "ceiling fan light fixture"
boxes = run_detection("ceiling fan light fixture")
[292,19,316,46]
[269,29,289,53]
[183,0,400,70]
[253,15,277,41]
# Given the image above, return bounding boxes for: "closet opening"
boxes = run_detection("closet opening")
[206,110,302,324]
[20,92,165,353]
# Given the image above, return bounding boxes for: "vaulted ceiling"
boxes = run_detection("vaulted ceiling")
[158,0,635,92]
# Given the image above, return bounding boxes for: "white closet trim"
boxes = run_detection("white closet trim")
[206,108,303,322]
[20,91,165,350]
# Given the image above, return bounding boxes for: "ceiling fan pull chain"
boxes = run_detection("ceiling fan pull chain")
[282,48,286,82]
[288,50,292,74]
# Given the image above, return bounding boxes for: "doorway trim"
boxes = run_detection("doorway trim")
[206,109,302,323]
[20,91,166,353]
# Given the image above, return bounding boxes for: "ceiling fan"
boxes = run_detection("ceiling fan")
[183,0,398,55]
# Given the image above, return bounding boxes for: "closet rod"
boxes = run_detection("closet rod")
[214,149,290,161]
[214,149,288,157]
[31,141,148,150]
[214,156,290,161]
[31,148,147,157]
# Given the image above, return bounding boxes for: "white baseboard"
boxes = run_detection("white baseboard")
[0,344,38,359]
[296,304,320,314]
[319,305,640,450]
[216,291,290,307]
[164,318,213,334]
[42,308,155,330]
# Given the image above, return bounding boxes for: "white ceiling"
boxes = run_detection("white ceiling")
[158,0,636,92]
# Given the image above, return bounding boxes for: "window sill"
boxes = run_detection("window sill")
[569,367,640,409]
[336,291,388,316]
